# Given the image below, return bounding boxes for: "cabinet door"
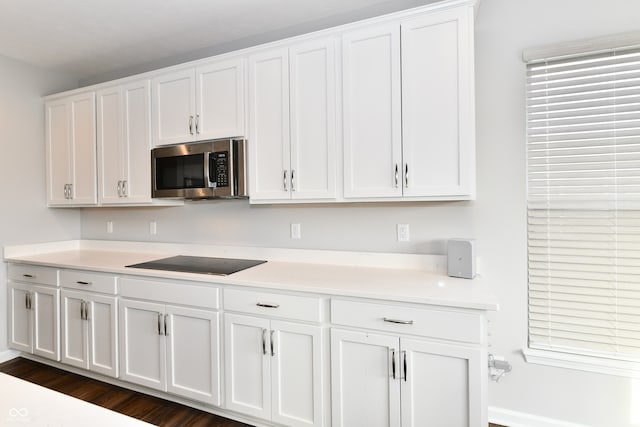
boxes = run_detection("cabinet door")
[401,8,474,198]
[342,25,402,199]
[271,321,324,427]
[119,299,166,391]
[248,48,291,201]
[7,283,32,353]
[401,339,485,427]
[197,59,246,140]
[97,86,124,204]
[88,294,119,378]
[32,285,60,361]
[289,38,338,200]
[69,92,98,205]
[61,289,88,369]
[45,99,71,205]
[121,80,152,203]
[152,69,196,146]
[165,305,220,405]
[224,313,271,419]
[331,329,400,427]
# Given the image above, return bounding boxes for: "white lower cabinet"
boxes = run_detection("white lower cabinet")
[61,289,118,377]
[224,313,324,426]
[119,297,221,406]
[330,299,487,427]
[331,329,483,427]
[223,287,327,426]
[7,265,60,361]
[119,299,221,405]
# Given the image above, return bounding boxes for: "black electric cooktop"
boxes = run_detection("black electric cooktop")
[126,255,267,276]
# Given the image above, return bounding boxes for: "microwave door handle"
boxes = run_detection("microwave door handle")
[205,152,215,188]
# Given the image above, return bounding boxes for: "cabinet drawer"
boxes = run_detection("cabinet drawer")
[60,270,117,294]
[119,277,219,309]
[331,299,484,344]
[8,264,58,286]
[224,288,325,323]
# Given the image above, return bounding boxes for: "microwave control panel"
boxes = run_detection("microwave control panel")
[211,151,229,187]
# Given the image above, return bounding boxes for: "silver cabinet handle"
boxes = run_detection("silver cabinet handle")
[68,183,73,199]
[402,350,407,382]
[270,330,275,356]
[405,164,409,188]
[391,348,397,379]
[122,180,127,197]
[164,314,168,336]
[262,328,267,355]
[189,116,194,135]
[256,302,280,309]
[157,312,162,335]
[81,300,89,321]
[394,164,399,188]
[76,281,92,285]
[25,292,29,309]
[22,274,35,279]
[291,170,295,192]
[64,184,68,199]
[383,317,414,325]
[283,170,288,191]
[195,114,200,134]
[117,180,122,197]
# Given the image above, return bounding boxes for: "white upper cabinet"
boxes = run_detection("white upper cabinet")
[401,7,474,198]
[152,59,246,146]
[46,92,97,206]
[197,60,246,140]
[248,48,290,201]
[342,25,402,199]
[44,1,476,205]
[343,5,475,201]
[289,39,338,200]
[97,80,153,204]
[249,38,338,203]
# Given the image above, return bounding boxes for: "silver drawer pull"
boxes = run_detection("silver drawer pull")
[76,281,92,285]
[22,274,35,278]
[256,303,280,309]
[383,317,414,325]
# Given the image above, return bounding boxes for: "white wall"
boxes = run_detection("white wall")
[474,1,640,426]
[79,0,640,425]
[0,55,80,354]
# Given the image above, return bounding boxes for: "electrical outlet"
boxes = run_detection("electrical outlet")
[397,224,410,242]
[149,221,157,235]
[106,221,113,234]
[291,223,301,240]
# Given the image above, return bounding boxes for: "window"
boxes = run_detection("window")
[525,41,640,375]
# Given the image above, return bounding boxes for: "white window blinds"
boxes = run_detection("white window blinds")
[527,47,640,361]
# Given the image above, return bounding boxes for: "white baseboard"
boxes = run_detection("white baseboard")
[0,349,20,364]
[489,407,590,427]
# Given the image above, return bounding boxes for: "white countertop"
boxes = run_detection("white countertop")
[0,372,153,427]
[3,240,499,311]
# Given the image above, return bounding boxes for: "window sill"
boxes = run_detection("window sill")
[523,348,640,378]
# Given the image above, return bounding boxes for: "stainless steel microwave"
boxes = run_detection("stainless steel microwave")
[152,139,247,199]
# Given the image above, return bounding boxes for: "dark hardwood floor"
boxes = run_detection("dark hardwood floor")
[0,357,250,427]
[0,357,508,427]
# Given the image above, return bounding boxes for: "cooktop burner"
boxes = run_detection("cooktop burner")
[126,255,267,276]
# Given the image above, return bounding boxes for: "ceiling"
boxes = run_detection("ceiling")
[0,0,439,84]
